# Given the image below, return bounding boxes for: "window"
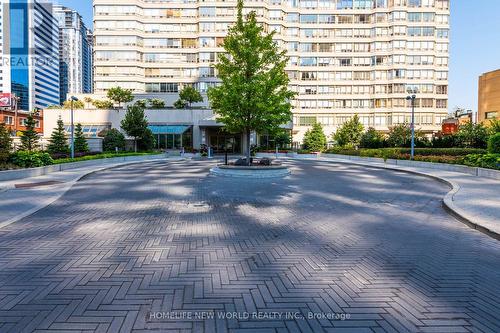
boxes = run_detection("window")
[485,112,498,120]
[298,116,317,126]
[3,116,13,125]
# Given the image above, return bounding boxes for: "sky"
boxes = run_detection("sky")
[56,0,500,113]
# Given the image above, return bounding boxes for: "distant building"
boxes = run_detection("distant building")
[478,69,500,124]
[0,0,60,111]
[53,5,93,104]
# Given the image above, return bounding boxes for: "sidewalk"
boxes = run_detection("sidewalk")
[0,157,174,229]
[317,156,500,239]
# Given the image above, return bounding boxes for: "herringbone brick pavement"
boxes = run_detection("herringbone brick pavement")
[0,159,498,333]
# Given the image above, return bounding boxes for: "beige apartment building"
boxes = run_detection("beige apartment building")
[93,0,450,144]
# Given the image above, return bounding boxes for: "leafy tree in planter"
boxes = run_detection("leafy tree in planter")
[0,123,12,164]
[175,86,203,109]
[47,117,69,155]
[74,123,89,153]
[149,98,166,109]
[107,86,134,109]
[173,99,187,109]
[62,99,84,109]
[20,112,40,152]
[134,99,148,108]
[83,97,93,108]
[121,105,149,152]
[333,114,364,148]
[207,0,295,164]
[360,127,385,149]
[92,99,114,109]
[303,122,327,152]
[102,129,126,151]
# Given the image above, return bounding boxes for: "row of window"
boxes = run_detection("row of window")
[2,116,41,128]
[294,112,447,127]
[95,1,448,17]
[287,69,448,81]
[294,98,447,109]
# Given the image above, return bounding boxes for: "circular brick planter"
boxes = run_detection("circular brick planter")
[210,165,291,178]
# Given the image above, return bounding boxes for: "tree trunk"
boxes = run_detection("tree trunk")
[134,138,137,153]
[246,129,251,166]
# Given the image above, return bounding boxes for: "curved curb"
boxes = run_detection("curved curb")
[300,157,499,241]
[209,166,291,178]
[0,158,171,230]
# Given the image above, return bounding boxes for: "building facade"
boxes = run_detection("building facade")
[0,0,60,111]
[478,69,500,124]
[53,5,93,104]
[93,0,450,143]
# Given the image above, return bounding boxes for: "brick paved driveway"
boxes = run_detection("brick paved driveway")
[0,159,499,333]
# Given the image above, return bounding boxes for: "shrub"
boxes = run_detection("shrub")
[137,128,156,151]
[102,129,126,152]
[10,151,53,168]
[488,133,500,154]
[360,128,385,148]
[333,115,364,148]
[92,99,114,109]
[431,134,457,148]
[149,98,166,108]
[302,123,327,152]
[62,99,84,109]
[455,122,488,148]
[463,154,500,170]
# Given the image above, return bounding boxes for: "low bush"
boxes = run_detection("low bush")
[463,154,500,170]
[10,151,53,168]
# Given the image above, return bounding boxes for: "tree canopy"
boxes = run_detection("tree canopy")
[333,115,364,148]
[303,123,327,152]
[74,123,89,153]
[47,117,69,155]
[120,105,150,152]
[175,86,203,109]
[207,0,295,163]
[107,87,134,108]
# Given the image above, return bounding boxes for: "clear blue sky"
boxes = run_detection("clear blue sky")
[56,0,500,113]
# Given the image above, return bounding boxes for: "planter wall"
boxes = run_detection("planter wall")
[0,154,165,182]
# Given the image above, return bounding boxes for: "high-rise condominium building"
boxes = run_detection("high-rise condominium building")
[54,5,93,104]
[93,0,450,141]
[0,0,60,111]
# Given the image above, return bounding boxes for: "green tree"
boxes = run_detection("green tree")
[20,112,40,152]
[303,122,327,152]
[137,128,156,151]
[456,122,488,148]
[0,123,12,164]
[74,123,89,153]
[102,129,126,151]
[488,133,500,154]
[173,99,187,109]
[92,99,114,109]
[175,86,203,109]
[360,127,385,149]
[47,117,69,155]
[273,130,291,148]
[120,105,149,152]
[107,86,134,108]
[487,119,500,135]
[387,123,427,148]
[62,99,84,109]
[207,0,295,164]
[333,115,364,148]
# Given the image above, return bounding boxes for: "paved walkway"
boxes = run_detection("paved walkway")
[0,159,498,332]
[0,157,172,228]
[316,156,500,238]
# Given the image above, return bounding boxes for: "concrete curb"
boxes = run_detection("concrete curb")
[0,158,173,229]
[294,157,500,241]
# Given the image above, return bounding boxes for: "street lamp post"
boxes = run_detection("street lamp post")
[406,89,418,160]
[70,96,79,159]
